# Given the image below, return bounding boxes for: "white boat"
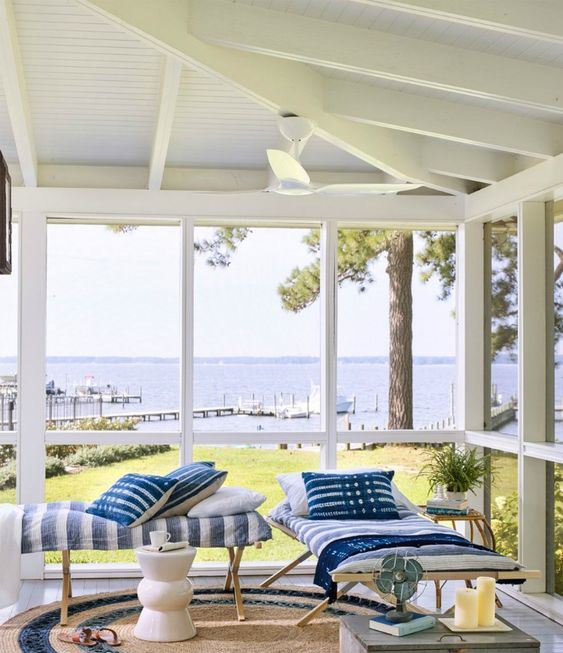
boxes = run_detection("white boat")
[278,385,354,419]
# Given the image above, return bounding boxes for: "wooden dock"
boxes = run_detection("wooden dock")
[193,406,236,418]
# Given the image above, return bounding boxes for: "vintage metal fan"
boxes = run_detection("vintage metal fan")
[375,553,424,623]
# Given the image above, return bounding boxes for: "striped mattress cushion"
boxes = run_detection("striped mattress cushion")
[270,501,520,575]
[21,502,272,552]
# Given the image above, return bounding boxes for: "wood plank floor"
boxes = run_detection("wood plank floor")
[1,575,563,651]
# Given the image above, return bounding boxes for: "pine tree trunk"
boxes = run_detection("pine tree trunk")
[386,232,413,430]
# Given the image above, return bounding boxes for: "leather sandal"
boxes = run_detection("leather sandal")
[57,627,97,647]
[93,627,122,646]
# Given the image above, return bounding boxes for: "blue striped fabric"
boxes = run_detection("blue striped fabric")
[86,473,178,527]
[302,471,400,520]
[155,462,227,518]
[269,501,520,576]
[21,502,272,552]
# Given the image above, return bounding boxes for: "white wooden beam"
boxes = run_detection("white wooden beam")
[75,0,471,195]
[465,153,563,222]
[9,163,390,191]
[326,79,563,159]
[0,0,37,186]
[423,139,538,185]
[148,56,182,191]
[189,0,563,116]
[11,186,465,223]
[349,1,563,45]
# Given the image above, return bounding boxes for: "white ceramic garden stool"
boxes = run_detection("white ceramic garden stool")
[134,546,197,642]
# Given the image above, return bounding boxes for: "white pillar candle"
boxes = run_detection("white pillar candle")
[476,576,496,627]
[454,587,478,629]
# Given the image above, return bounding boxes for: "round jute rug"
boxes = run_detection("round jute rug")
[0,585,385,653]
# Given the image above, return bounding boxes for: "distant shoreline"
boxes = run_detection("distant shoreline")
[0,354,524,365]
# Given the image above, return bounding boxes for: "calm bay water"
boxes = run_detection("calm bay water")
[0,358,539,436]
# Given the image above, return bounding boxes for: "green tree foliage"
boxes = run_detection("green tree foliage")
[277,229,390,311]
[492,470,563,596]
[194,227,251,267]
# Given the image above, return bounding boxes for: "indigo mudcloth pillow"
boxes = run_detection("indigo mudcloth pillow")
[302,470,400,520]
[86,473,179,527]
[155,461,228,518]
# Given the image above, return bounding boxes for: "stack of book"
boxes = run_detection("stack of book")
[426,496,469,515]
[369,613,436,636]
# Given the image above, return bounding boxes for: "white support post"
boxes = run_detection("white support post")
[17,211,47,579]
[456,222,486,518]
[180,218,194,465]
[518,201,547,593]
[456,223,485,433]
[320,220,337,469]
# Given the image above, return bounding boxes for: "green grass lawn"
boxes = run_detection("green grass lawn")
[0,444,518,565]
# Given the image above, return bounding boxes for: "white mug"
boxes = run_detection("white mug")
[150,530,171,547]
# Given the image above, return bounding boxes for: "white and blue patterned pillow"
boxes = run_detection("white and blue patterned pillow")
[302,470,400,521]
[155,461,228,518]
[86,473,179,527]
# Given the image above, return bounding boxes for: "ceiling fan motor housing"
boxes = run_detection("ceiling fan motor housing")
[277,116,315,143]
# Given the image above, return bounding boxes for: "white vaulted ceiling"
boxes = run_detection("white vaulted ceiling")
[167,67,373,171]
[1,0,563,194]
[11,0,163,165]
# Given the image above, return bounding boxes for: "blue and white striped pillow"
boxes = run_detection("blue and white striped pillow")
[86,473,179,527]
[302,470,400,521]
[155,462,228,518]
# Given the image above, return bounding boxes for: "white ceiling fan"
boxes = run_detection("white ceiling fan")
[265,116,422,196]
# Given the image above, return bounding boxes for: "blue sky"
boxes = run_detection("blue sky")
[0,223,457,358]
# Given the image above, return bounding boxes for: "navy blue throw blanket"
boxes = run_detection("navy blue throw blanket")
[315,533,493,601]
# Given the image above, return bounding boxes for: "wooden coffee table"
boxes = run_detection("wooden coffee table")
[340,614,540,652]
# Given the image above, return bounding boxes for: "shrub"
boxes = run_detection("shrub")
[491,492,518,560]
[0,445,16,466]
[46,444,81,459]
[0,439,172,491]
[45,456,66,478]
[65,444,171,468]
[47,417,140,432]
[0,459,16,489]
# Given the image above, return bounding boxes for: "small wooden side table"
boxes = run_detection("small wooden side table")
[340,614,540,653]
[421,507,496,551]
[419,507,499,610]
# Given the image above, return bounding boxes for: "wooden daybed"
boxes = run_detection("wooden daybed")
[20,502,272,625]
[262,515,540,626]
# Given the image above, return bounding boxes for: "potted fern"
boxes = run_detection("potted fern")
[420,446,491,500]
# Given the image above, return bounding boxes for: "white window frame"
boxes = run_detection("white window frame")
[11,209,466,579]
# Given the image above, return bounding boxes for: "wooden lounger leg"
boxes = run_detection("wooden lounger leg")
[225,548,235,591]
[434,579,442,610]
[226,546,246,621]
[260,550,313,588]
[60,550,72,626]
[297,582,358,627]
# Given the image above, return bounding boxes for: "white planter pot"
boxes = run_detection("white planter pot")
[446,491,467,502]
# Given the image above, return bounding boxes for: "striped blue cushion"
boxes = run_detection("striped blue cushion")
[155,462,228,518]
[85,473,178,527]
[302,470,400,521]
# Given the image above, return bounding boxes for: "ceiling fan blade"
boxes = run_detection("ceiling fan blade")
[314,183,422,195]
[267,149,311,185]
